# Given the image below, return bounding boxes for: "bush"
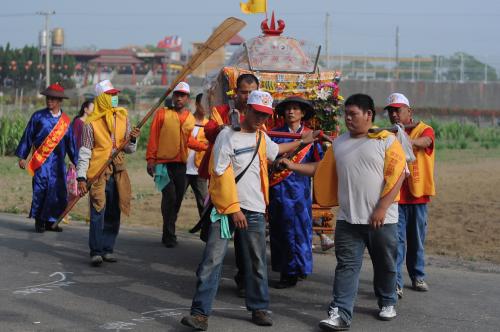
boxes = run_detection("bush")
[0,114,28,156]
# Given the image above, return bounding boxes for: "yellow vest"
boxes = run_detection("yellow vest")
[407,122,436,197]
[157,108,195,162]
[87,113,127,180]
[313,130,406,207]
[209,130,269,214]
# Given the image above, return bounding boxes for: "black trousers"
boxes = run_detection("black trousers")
[161,163,186,242]
[184,174,208,218]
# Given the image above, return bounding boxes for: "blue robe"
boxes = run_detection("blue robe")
[15,108,78,223]
[269,124,323,276]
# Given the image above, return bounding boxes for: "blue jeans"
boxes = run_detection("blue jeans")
[329,220,398,325]
[396,204,428,288]
[190,209,269,316]
[89,176,121,257]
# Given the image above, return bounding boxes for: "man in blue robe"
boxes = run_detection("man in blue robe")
[269,96,323,288]
[16,83,78,233]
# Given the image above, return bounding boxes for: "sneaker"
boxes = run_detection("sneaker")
[412,279,429,292]
[180,314,208,331]
[319,307,350,331]
[251,310,273,326]
[103,253,118,262]
[396,286,403,299]
[91,255,103,267]
[379,306,397,321]
[320,234,335,251]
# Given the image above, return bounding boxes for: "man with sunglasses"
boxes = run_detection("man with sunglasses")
[385,93,435,298]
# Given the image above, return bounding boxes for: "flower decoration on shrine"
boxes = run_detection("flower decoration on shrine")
[309,75,343,133]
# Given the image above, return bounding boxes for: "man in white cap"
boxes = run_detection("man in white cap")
[76,79,140,266]
[385,93,435,298]
[146,82,208,248]
[181,90,317,330]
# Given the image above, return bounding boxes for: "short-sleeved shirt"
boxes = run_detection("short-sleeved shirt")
[399,127,435,204]
[334,133,399,225]
[213,127,279,213]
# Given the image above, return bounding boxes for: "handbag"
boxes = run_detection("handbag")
[190,131,263,242]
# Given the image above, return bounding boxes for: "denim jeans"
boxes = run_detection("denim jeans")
[190,209,269,316]
[184,174,208,218]
[89,175,121,257]
[396,204,428,288]
[329,220,398,325]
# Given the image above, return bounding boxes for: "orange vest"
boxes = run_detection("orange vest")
[87,113,127,180]
[209,130,269,214]
[156,108,195,163]
[407,122,436,197]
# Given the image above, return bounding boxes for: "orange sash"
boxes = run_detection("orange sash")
[27,113,70,176]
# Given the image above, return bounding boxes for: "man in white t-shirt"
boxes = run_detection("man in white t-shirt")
[282,94,406,331]
[185,93,209,217]
[181,91,318,331]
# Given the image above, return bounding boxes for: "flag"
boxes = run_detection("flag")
[240,0,267,14]
[157,35,182,50]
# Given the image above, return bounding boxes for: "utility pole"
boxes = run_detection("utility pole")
[325,13,330,69]
[395,25,400,80]
[36,11,55,87]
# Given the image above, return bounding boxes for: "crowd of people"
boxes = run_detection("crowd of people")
[15,75,435,331]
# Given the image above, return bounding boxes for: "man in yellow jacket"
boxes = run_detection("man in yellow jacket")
[77,80,140,266]
[181,91,317,331]
[282,94,406,330]
[385,93,435,298]
[146,82,208,248]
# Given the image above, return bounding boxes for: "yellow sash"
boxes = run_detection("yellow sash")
[313,130,406,207]
[209,130,269,214]
[407,122,436,197]
[26,113,70,176]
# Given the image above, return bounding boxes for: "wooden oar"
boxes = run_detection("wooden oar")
[368,122,420,134]
[53,17,246,229]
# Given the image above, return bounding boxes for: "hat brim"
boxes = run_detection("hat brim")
[384,103,408,110]
[173,89,190,95]
[104,88,121,95]
[250,104,273,115]
[276,98,315,121]
[40,90,68,99]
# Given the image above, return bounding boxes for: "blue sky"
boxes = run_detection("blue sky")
[1,0,499,65]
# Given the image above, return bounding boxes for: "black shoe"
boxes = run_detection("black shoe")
[181,314,208,331]
[35,219,45,233]
[274,275,298,289]
[45,222,63,232]
[164,238,177,248]
[252,310,273,326]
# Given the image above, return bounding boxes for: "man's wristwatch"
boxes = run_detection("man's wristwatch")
[76,177,86,182]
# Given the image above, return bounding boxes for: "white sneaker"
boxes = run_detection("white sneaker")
[318,307,350,331]
[396,286,403,299]
[320,234,335,251]
[91,255,103,267]
[379,306,397,321]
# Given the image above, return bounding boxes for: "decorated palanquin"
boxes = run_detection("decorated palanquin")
[204,13,341,235]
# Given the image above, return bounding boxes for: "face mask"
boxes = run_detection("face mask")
[111,95,119,107]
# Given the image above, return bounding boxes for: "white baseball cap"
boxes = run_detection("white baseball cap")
[95,79,120,96]
[384,93,410,109]
[173,82,190,94]
[247,90,274,115]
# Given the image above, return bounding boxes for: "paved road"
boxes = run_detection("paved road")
[1,213,499,332]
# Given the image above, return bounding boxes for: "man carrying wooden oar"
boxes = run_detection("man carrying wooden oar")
[76,80,140,267]
[385,93,435,298]
[16,83,78,233]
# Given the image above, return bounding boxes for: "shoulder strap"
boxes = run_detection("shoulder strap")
[235,131,262,183]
